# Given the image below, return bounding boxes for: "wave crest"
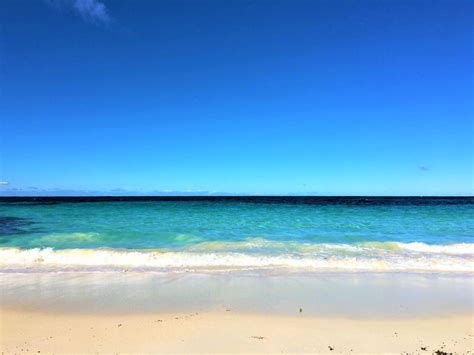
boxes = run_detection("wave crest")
[0,241,472,274]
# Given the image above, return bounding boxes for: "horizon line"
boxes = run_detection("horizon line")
[1,195,472,198]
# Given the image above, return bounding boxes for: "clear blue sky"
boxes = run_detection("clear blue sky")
[1,0,472,196]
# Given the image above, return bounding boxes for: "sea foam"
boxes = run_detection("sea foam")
[0,241,472,273]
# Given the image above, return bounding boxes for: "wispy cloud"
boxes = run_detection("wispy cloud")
[0,187,247,196]
[0,181,9,186]
[73,0,111,25]
[46,0,112,25]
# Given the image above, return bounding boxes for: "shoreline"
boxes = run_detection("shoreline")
[1,240,473,274]
[1,271,472,317]
[1,272,472,353]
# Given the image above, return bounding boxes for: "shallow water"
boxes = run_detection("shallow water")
[1,272,472,318]
[0,197,472,273]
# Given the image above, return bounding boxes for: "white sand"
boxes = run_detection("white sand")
[1,272,473,353]
[1,309,473,353]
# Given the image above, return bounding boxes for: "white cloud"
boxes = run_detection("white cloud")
[73,0,111,24]
[0,181,9,186]
[46,0,112,25]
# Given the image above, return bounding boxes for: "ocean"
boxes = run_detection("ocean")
[0,196,472,274]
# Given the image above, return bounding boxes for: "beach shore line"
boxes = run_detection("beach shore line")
[1,272,472,353]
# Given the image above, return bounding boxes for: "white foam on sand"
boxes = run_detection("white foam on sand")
[0,241,473,273]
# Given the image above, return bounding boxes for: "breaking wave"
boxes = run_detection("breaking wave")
[0,240,472,273]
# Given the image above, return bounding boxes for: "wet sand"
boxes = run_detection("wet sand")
[1,272,473,353]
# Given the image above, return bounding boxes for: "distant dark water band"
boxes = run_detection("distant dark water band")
[0,196,473,206]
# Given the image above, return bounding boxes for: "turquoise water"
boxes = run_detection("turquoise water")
[0,198,473,273]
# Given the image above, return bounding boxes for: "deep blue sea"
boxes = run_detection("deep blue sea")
[0,197,472,273]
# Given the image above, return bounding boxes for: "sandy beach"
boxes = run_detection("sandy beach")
[1,272,473,353]
[1,308,472,353]
[2,0,473,351]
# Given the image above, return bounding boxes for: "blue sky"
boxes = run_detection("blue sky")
[0,0,472,196]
